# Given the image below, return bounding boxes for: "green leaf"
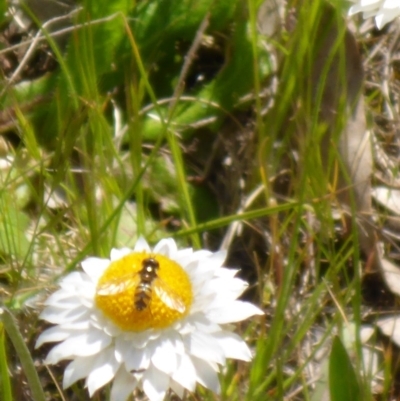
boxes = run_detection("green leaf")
[142,17,270,141]
[329,336,361,401]
[133,0,238,47]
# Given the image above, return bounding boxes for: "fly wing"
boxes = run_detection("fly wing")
[96,273,140,296]
[153,278,186,313]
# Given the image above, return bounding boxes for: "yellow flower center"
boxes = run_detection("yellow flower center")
[95,252,193,332]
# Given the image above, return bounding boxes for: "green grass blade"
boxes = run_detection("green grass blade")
[0,308,45,401]
[0,322,12,401]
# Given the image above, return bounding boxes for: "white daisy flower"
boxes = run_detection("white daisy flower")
[348,0,400,29]
[36,237,263,401]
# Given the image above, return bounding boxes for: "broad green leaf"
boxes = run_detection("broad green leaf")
[329,336,361,401]
[133,0,238,47]
[142,16,271,141]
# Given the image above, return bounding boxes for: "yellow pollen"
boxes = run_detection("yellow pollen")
[95,252,193,331]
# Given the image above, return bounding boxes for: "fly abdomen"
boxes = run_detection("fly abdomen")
[134,282,152,311]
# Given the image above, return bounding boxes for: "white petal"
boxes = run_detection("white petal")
[151,337,178,374]
[192,356,220,393]
[81,257,110,282]
[200,276,248,303]
[45,330,111,364]
[110,247,132,261]
[124,330,153,349]
[58,319,91,331]
[78,289,96,305]
[36,326,73,348]
[174,249,193,268]
[63,355,97,388]
[184,256,213,278]
[40,304,91,325]
[111,368,138,401]
[91,312,121,336]
[86,347,120,396]
[382,0,400,9]
[184,331,225,365]
[172,353,197,391]
[170,379,185,399]
[186,264,215,290]
[183,313,221,334]
[118,332,159,371]
[43,294,91,310]
[207,301,263,324]
[214,267,240,278]
[153,238,177,258]
[58,271,87,287]
[208,250,227,268]
[192,249,213,260]
[142,365,169,401]
[134,236,151,252]
[214,331,252,361]
[190,293,217,314]
[115,336,131,363]
[121,342,152,371]
[195,258,218,275]
[376,8,400,28]
[44,290,80,306]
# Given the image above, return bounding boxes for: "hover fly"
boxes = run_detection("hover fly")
[96,257,186,313]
